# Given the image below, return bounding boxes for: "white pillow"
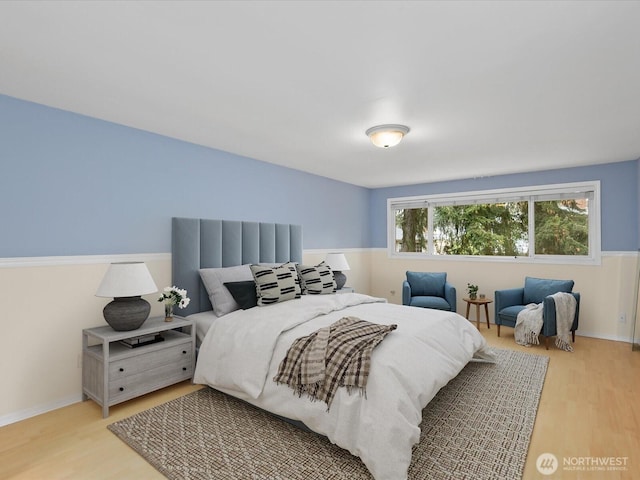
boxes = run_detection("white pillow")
[199,265,253,316]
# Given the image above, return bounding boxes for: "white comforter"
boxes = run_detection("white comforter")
[194,293,490,480]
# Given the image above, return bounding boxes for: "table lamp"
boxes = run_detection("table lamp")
[325,253,351,290]
[95,262,158,331]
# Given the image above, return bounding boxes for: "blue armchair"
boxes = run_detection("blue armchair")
[495,276,580,349]
[402,271,456,312]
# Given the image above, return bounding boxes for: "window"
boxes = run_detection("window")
[388,181,600,264]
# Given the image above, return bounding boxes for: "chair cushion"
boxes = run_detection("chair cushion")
[406,271,446,297]
[409,296,452,311]
[523,277,574,305]
[498,305,528,324]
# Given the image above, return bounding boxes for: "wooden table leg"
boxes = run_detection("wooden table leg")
[484,303,491,329]
[475,303,480,329]
[465,302,471,320]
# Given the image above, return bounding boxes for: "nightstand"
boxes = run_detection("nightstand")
[82,316,195,417]
[337,287,355,293]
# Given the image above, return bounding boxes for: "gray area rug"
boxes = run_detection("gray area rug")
[108,348,548,480]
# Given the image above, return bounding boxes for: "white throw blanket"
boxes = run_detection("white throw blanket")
[515,292,576,351]
[514,303,543,347]
[553,292,576,351]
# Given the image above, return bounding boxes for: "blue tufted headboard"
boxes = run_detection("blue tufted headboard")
[172,217,303,316]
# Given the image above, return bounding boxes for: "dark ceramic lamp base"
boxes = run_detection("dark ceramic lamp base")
[334,271,347,290]
[103,296,151,331]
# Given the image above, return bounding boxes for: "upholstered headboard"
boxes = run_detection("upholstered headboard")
[172,217,303,316]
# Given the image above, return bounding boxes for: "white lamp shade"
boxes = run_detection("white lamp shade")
[95,262,158,298]
[325,253,350,271]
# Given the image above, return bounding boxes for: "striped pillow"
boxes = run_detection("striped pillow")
[296,262,336,295]
[250,264,298,306]
[260,262,302,298]
[279,262,302,298]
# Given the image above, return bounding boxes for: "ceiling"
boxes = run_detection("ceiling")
[1,1,639,188]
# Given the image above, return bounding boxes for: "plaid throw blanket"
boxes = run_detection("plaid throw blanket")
[273,316,397,410]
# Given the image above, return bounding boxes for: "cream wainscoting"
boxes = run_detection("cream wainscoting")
[369,249,638,343]
[0,251,369,426]
[0,248,636,425]
[0,254,172,426]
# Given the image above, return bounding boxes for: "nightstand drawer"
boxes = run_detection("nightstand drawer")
[109,359,194,403]
[109,341,192,378]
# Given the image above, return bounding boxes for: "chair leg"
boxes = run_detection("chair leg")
[545,336,549,350]
[497,324,501,337]
[572,330,575,342]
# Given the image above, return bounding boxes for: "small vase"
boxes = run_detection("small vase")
[469,294,477,300]
[164,303,174,322]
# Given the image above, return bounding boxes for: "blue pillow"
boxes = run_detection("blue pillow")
[523,277,574,304]
[406,271,446,297]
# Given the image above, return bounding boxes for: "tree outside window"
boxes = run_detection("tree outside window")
[389,182,597,262]
[534,199,589,256]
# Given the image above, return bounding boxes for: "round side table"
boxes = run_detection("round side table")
[463,297,493,329]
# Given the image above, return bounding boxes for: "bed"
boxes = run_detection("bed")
[172,217,492,480]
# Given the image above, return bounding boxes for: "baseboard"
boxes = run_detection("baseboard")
[493,325,633,345]
[575,331,634,344]
[0,393,82,427]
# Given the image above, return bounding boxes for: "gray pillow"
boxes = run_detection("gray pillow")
[199,264,253,316]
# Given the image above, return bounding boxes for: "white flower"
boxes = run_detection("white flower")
[158,285,190,309]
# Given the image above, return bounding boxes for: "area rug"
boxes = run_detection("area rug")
[108,348,548,480]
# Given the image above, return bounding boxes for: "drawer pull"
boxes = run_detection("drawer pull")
[182,367,187,371]
[119,387,125,392]
[119,368,124,372]
[182,350,187,354]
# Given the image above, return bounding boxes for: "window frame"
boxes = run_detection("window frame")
[387,181,601,265]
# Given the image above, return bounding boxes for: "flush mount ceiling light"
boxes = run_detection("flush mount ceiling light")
[365,124,410,148]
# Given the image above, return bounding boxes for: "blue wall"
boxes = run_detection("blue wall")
[2,94,637,257]
[0,95,370,257]
[369,160,639,251]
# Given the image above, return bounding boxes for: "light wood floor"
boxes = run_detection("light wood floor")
[1,325,638,480]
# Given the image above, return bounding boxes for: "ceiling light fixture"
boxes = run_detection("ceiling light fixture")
[366,124,410,148]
